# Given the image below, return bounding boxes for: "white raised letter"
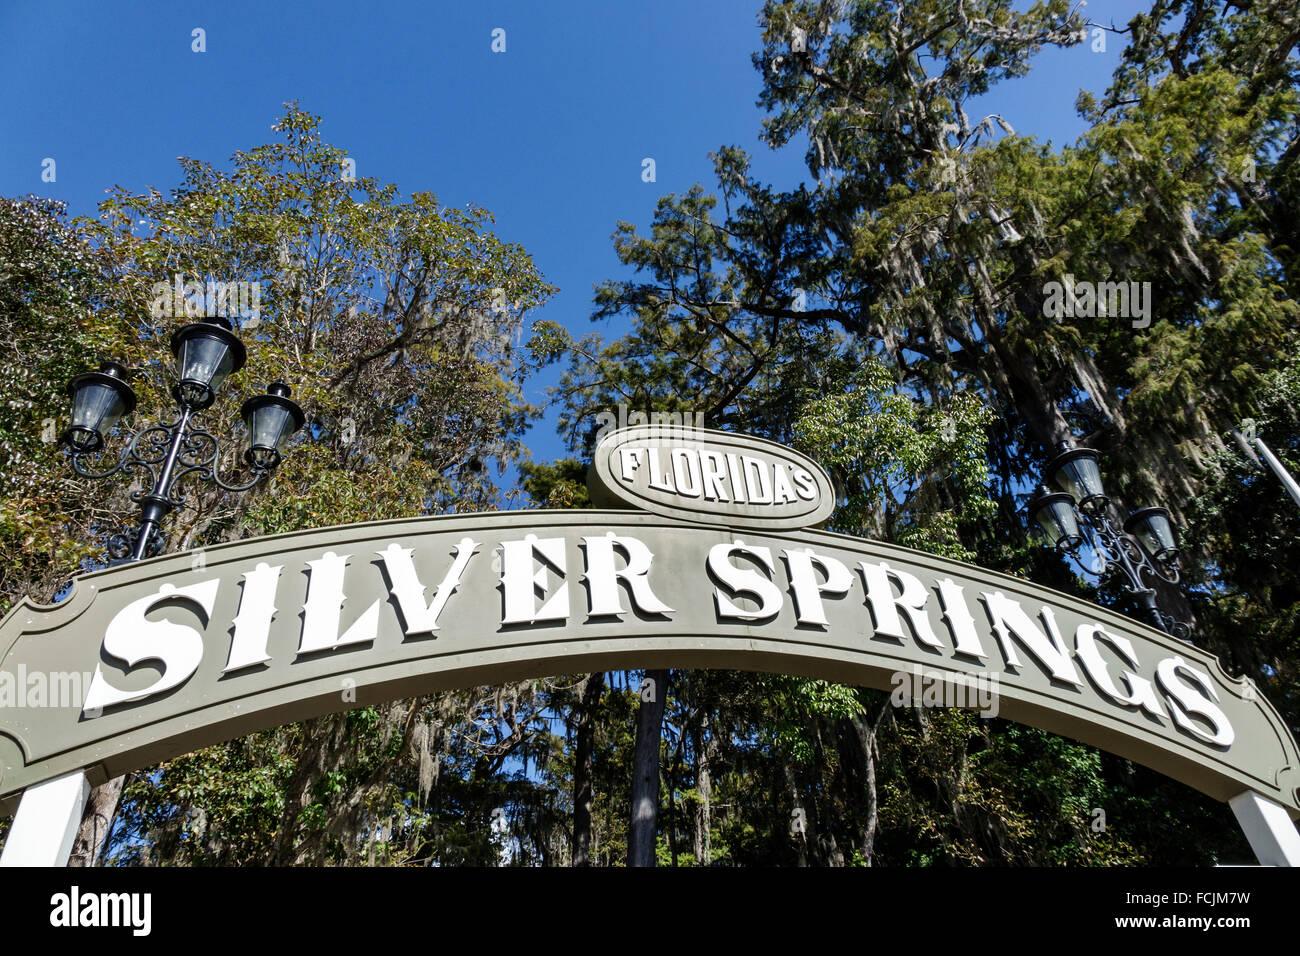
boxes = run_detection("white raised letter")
[772,466,798,504]
[741,456,774,504]
[726,453,747,503]
[933,578,988,660]
[792,468,817,501]
[619,447,645,483]
[377,538,479,637]
[708,541,782,621]
[670,448,702,498]
[699,450,729,501]
[297,552,381,655]
[1155,656,1234,747]
[859,561,942,649]
[980,591,1082,686]
[782,548,852,628]
[582,533,674,617]
[1074,623,1167,720]
[82,579,219,712]
[224,562,282,672]
[646,447,675,492]
[501,534,569,625]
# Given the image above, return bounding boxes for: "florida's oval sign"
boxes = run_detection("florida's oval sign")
[588,425,836,529]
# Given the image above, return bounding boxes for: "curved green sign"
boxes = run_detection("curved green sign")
[1,506,1296,815]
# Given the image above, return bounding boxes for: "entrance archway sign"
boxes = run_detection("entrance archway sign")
[1,426,1298,866]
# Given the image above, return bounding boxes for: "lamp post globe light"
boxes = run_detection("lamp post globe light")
[62,317,305,563]
[1026,440,1191,641]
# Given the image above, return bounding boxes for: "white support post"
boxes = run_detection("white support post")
[0,770,90,867]
[1230,790,1300,867]
[1253,437,1300,511]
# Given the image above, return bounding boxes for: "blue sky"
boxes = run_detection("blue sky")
[0,0,1150,488]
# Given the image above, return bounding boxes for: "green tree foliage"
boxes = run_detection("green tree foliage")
[517,458,591,509]
[4,0,1297,867]
[1185,351,1300,733]
[0,105,576,865]
[97,105,565,866]
[0,197,136,613]
[530,0,1295,865]
[794,358,995,558]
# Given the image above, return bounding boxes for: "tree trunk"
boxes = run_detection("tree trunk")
[693,712,716,866]
[850,701,890,867]
[68,775,124,867]
[783,759,809,867]
[628,668,669,867]
[812,722,845,866]
[572,671,605,867]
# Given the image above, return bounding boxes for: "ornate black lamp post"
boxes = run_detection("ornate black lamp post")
[1026,440,1190,641]
[62,318,305,562]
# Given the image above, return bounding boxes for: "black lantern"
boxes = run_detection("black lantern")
[63,361,137,452]
[240,383,305,470]
[63,326,300,563]
[1045,440,1107,509]
[1124,507,1179,564]
[1026,438,1190,640]
[1027,484,1084,552]
[170,318,247,410]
